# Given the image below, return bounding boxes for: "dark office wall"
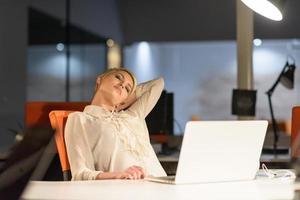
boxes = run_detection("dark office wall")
[30,0,123,42]
[118,0,300,43]
[0,0,28,150]
[118,0,235,43]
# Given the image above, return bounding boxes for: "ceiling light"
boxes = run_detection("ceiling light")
[241,0,284,21]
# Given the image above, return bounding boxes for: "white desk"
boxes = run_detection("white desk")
[22,178,295,200]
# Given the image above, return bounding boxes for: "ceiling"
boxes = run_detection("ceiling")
[29,0,300,45]
[117,0,300,44]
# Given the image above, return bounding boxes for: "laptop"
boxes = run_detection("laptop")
[146,120,268,184]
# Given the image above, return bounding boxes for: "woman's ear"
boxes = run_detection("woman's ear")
[96,76,102,85]
[95,76,102,92]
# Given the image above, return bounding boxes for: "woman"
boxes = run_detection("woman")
[65,68,167,180]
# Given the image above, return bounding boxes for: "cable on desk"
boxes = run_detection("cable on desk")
[261,163,296,180]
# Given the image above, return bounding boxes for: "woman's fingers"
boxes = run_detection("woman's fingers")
[120,172,133,179]
[131,166,145,178]
[125,173,134,180]
[134,166,145,178]
[130,166,144,174]
[115,165,146,180]
[127,169,139,179]
[125,166,145,179]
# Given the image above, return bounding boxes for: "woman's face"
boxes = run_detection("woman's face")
[97,71,134,106]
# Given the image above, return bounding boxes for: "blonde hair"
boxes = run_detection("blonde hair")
[94,68,137,95]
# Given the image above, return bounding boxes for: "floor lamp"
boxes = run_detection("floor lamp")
[266,59,296,155]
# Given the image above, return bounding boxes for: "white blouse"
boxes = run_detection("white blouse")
[65,77,167,180]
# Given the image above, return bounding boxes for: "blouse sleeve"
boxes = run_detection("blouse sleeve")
[127,77,164,119]
[64,112,103,180]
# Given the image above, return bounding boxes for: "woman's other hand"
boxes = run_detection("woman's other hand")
[96,166,145,180]
[116,165,145,180]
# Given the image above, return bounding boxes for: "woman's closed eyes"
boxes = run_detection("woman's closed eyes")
[115,74,131,94]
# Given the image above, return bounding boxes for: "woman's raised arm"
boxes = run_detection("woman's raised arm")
[126,77,164,119]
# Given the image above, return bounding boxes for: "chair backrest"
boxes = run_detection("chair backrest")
[25,102,89,128]
[291,106,300,158]
[25,102,89,181]
[49,110,75,181]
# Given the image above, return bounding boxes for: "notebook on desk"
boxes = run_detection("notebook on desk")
[146,120,268,184]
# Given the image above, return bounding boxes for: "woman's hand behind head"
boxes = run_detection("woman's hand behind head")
[115,92,137,111]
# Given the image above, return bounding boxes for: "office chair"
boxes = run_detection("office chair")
[291,106,300,158]
[25,102,89,181]
[49,110,75,181]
